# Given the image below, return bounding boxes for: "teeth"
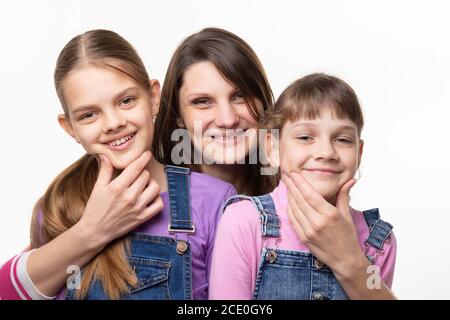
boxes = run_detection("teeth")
[109,133,133,147]
[211,130,246,140]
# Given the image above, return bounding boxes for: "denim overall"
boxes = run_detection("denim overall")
[223,194,393,300]
[65,165,195,300]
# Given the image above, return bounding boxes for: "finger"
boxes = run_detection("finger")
[94,154,114,188]
[336,178,357,219]
[287,203,307,242]
[284,173,321,225]
[126,169,151,198]
[111,151,152,189]
[137,196,164,223]
[286,185,315,234]
[287,171,335,214]
[134,179,161,211]
[283,173,312,213]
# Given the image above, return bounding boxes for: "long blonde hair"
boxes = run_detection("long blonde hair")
[30,29,152,299]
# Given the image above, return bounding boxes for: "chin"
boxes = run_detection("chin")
[203,149,249,165]
[109,153,141,170]
[109,160,129,170]
[307,181,339,200]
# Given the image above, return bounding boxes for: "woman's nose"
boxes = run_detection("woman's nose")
[214,102,240,128]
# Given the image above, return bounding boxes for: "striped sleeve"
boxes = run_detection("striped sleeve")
[0,250,56,300]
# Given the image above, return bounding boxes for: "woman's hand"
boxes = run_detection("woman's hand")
[283,172,365,280]
[78,151,164,249]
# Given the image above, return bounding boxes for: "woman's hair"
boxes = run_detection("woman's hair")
[152,27,275,195]
[30,29,152,299]
[262,73,364,137]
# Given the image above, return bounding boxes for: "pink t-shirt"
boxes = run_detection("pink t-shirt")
[209,181,397,299]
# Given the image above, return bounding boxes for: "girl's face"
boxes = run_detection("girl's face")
[58,64,160,169]
[178,61,261,165]
[268,106,363,203]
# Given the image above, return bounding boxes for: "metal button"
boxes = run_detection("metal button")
[313,293,323,300]
[314,258,325,270]
[176,240,188,255]
[265,249,278,263]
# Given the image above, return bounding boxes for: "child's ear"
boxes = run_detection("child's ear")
[265,132,280,168]
[357,139,364,167]
[149,79,161,117]
[58,114,80,143]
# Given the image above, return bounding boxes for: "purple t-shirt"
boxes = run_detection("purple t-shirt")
[133,171,236,299]
[53,171,236,300]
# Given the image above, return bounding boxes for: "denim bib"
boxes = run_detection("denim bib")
[223,194,393,300]
[65,165,195,300]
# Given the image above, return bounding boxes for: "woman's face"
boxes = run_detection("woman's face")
[58,64,160,169]
[178,61,261,165]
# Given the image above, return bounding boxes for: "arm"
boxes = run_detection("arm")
[25,219,107,298]
[0,225,106,300]
[205,185,237,293]
[333,250,396,300]
[209,201,258,300]
[1,152,163,299]
[332,232,397,299]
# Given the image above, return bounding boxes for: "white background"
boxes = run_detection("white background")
[1,0,449,299]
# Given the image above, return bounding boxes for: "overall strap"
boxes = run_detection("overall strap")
[165,165,195,234]
[252,194,280,238]
[363,208,393,250]
[221,193,280,238]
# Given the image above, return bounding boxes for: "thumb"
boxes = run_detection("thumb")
[336,178,357,218]
[95,154,113,188]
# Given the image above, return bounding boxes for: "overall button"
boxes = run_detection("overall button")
[176,240,188,255]
[265,249,278,263]
[314,258,325,269]
[313,293,324,300]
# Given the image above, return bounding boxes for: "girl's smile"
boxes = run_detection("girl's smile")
[104,132,137,150]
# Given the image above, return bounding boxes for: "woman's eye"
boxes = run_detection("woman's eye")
[232,92,245,103]
[192,98,211,107]
[120,96,136,105]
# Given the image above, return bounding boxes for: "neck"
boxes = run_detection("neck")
[326,194,338,206]
[200,164,250,194]
[146,153,167,193]
[112,153,167,193]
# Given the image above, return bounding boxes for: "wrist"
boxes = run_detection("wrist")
[73,218,107,253]
[333,252,370,284]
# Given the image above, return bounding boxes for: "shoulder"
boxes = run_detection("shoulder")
[189,171,236,198]
[351,207,397,260]
[187,172,237,226]
[220,196,262,235]
[351,207,394,234]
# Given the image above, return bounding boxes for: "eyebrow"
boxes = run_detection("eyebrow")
[71,86,139,114]
[184,88,240,100]
[185,93,212,100]
[293,123,357,132]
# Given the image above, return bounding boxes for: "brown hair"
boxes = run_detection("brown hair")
[152,27,275,195]
[30,29,152,299]
[262,73,364,136]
